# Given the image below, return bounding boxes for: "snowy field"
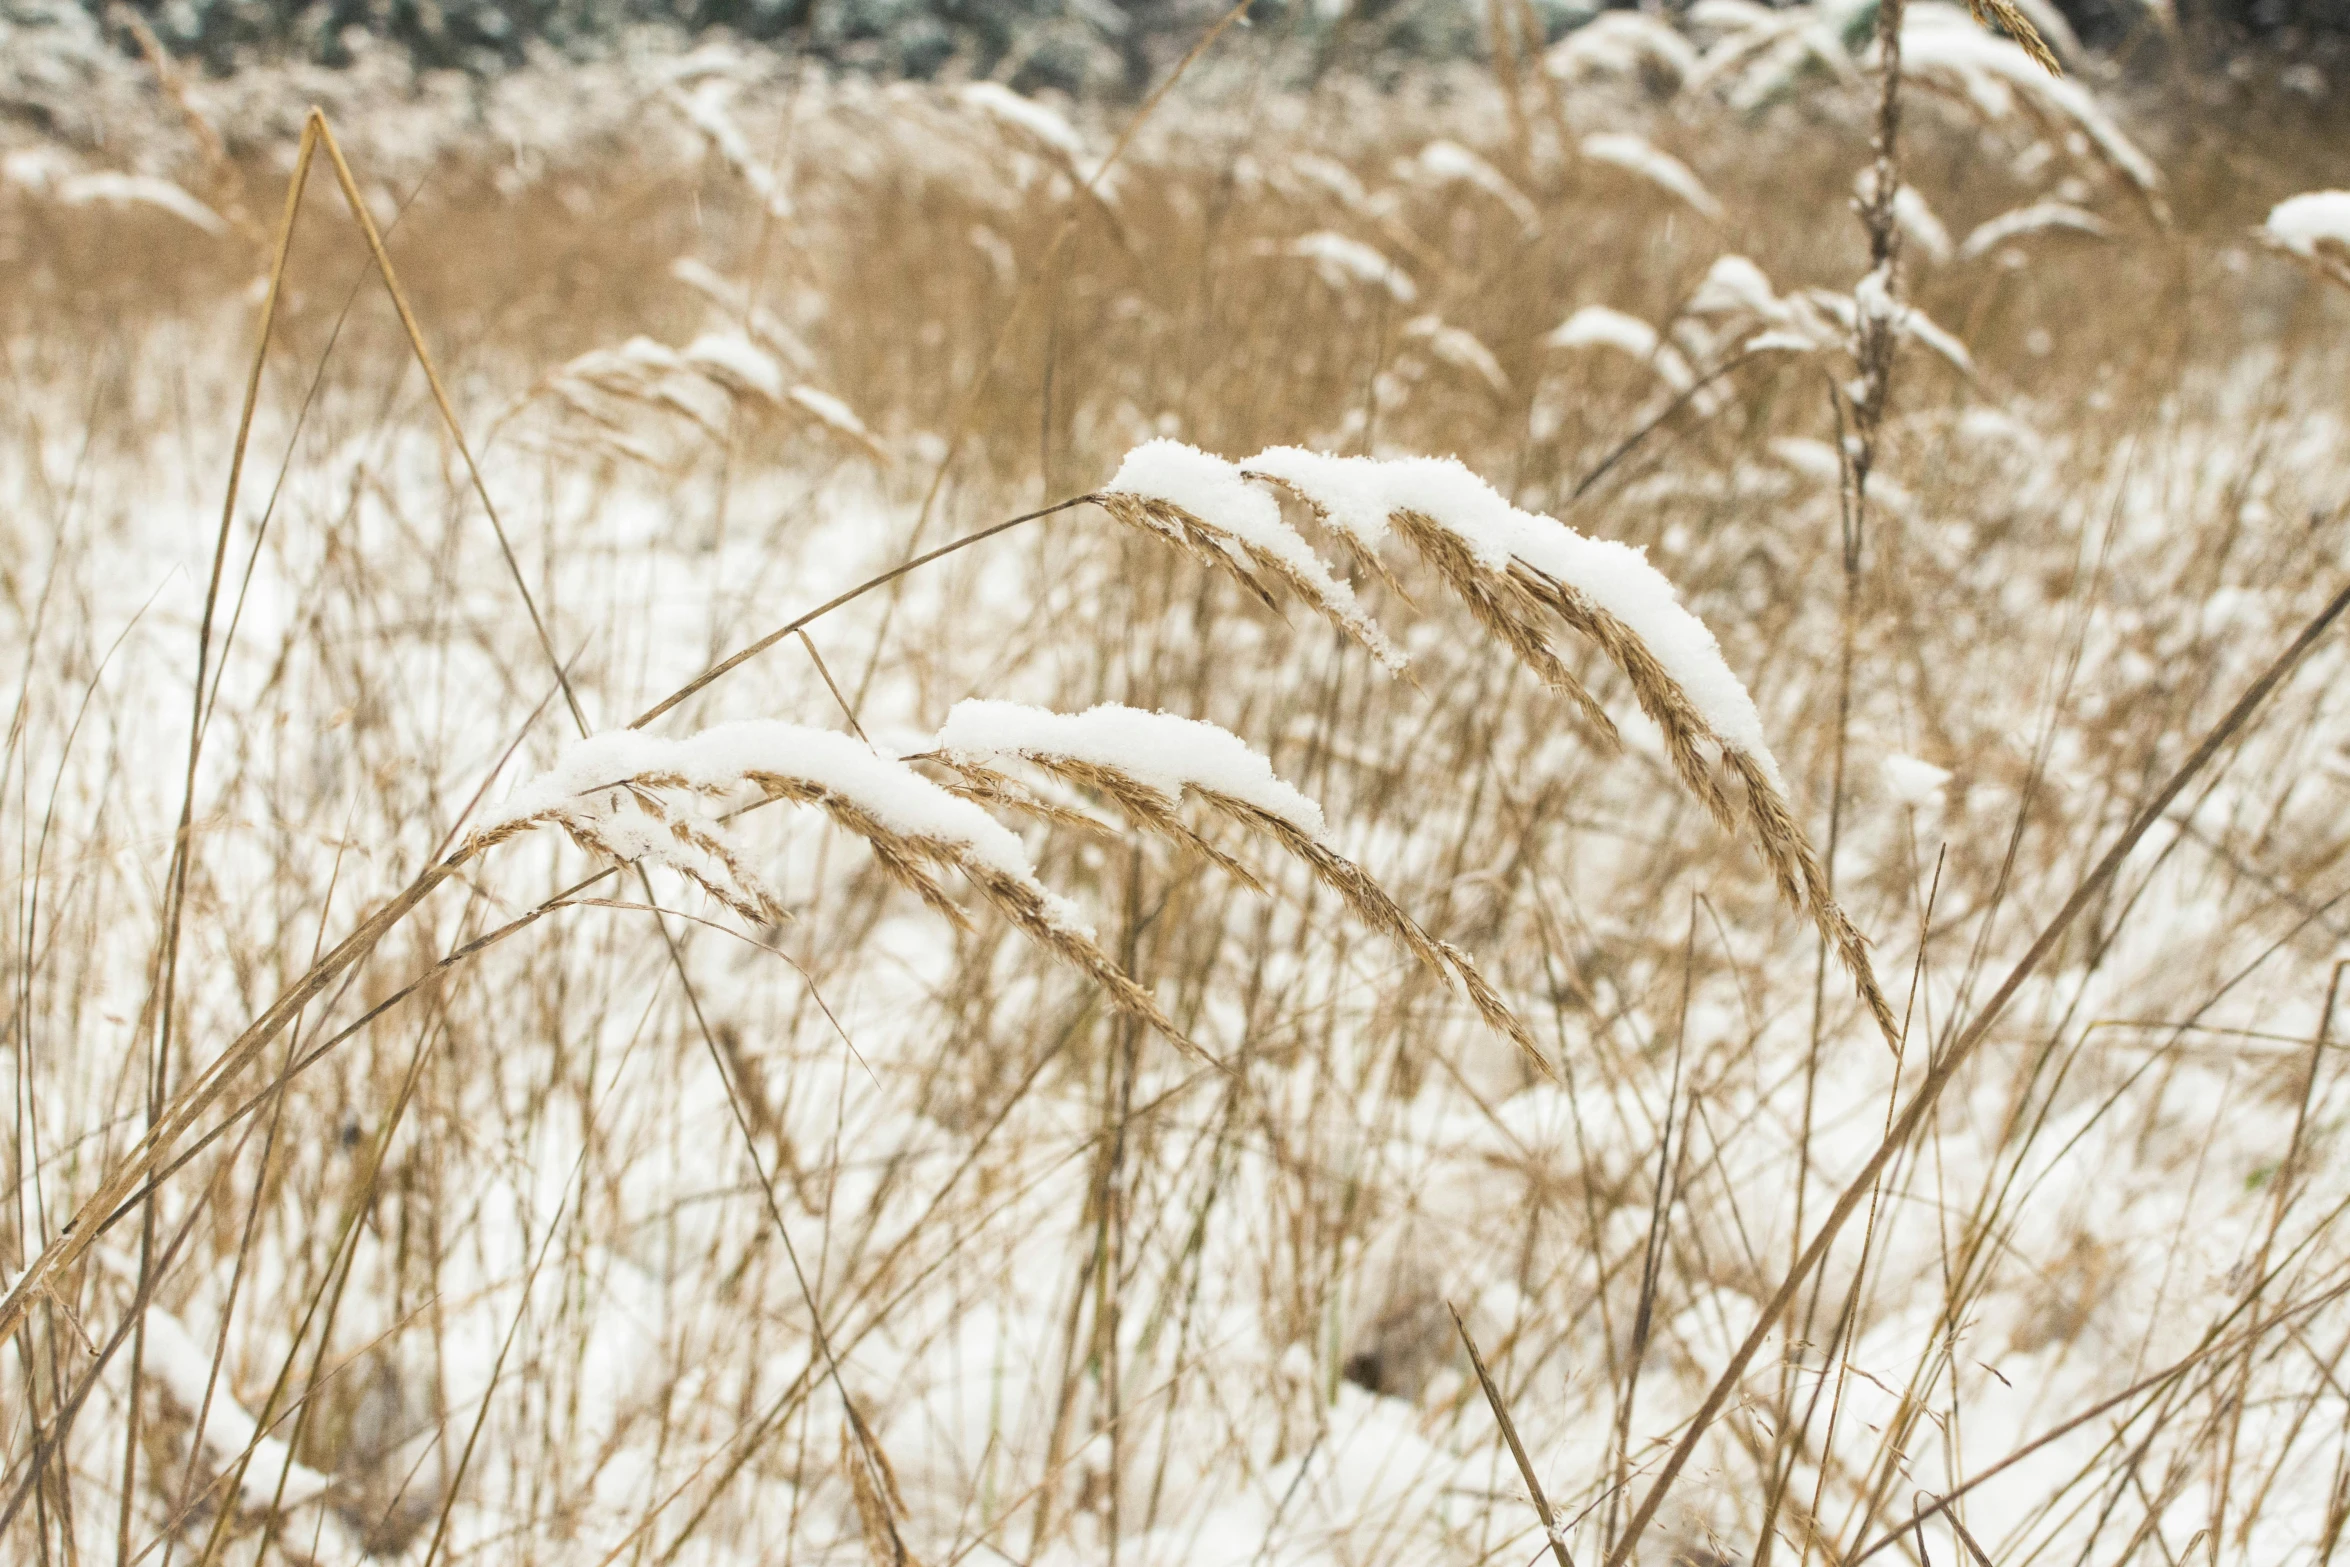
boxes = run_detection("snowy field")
[4,9,2350,1564]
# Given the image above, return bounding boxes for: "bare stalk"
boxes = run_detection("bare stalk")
[1605,567,2350,1565]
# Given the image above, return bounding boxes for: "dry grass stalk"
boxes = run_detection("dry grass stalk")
[1236,453,1899,1046]
[1520,563,1898,1038]
[1452,1304,1579,1567]
[928,760,1127,840]
[1203,792,1451,976]
[926,703,1548,1069]
[994,755,1271,894]
[1435,941,1545,1067]
[468,743,1190,1054]
[1089,432,1896,1046]
[20,47,2350,1567]
[963,862,1187,1049]
[1964,0,2063,76]
[1387,508,1621,743]
[1244,472,1414,598]
[110,6,268,250]
[843,1423,921,1567]
[1093,490,1403,670]
[495,332,880,467]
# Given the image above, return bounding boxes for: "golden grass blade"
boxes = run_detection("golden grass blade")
[1965,0,2063,75]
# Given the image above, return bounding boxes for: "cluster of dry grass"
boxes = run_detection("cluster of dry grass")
[4,20,2350,1567]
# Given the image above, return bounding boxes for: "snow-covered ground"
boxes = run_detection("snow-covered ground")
[5,16,2350,1565]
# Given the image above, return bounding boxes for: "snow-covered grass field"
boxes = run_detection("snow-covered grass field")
[5,12,2350,1564]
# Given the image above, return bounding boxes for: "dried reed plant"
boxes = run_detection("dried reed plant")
[1092,441,1902,1044]
[490,327,883,466]
[921,699,1542,1063]
[10,20,2350,1567]
[465,722,1188,1049]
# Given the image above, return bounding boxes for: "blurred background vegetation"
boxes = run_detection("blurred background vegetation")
[0,0,2342,108]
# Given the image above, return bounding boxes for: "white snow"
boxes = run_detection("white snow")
[1900,306,1977,376]
[666,82,789,216]
[0,147,73,191]
[1770,436,1847,486]
[1108,440,1291,541]
[1883,753,1954,807]
[2264,191,2350,260]
[1894,185,1954,265]
[1500,515,1778,773]
[8,48,2343,1567]
[1241,446,1399,549]
[1809,282,1975,378]
[1277,231,1419,303]
[1545,306,1699,391]
[1686,3,1860,112]
[1290,153,1375,214]
[682,332,785,401]
[53,171,227,235]
[958,82,1086,163]
[1958,200,2114,261]
[485,721,1085,928]
[786,384,874,440]
[1580,133,1724,221]
[1688,255,1789,324]
[1402,314,1510,393]
[1230,450,1780,776]
[1105,441,1401,667]
[933,700,1327,835]
[1687,0,1778,30]
[1689,264,1839,350]
[1546,11,1701,82]
[1898,6,2162,199]
[1855,170,1953,265]
[1546,305,1660,360]
[141,1308,333,1510]
[1403,140,1540,233]
[557,336,686,387]
[1853,265,1901,326]
[670,258,818,372]
[1744,328,1828,355]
